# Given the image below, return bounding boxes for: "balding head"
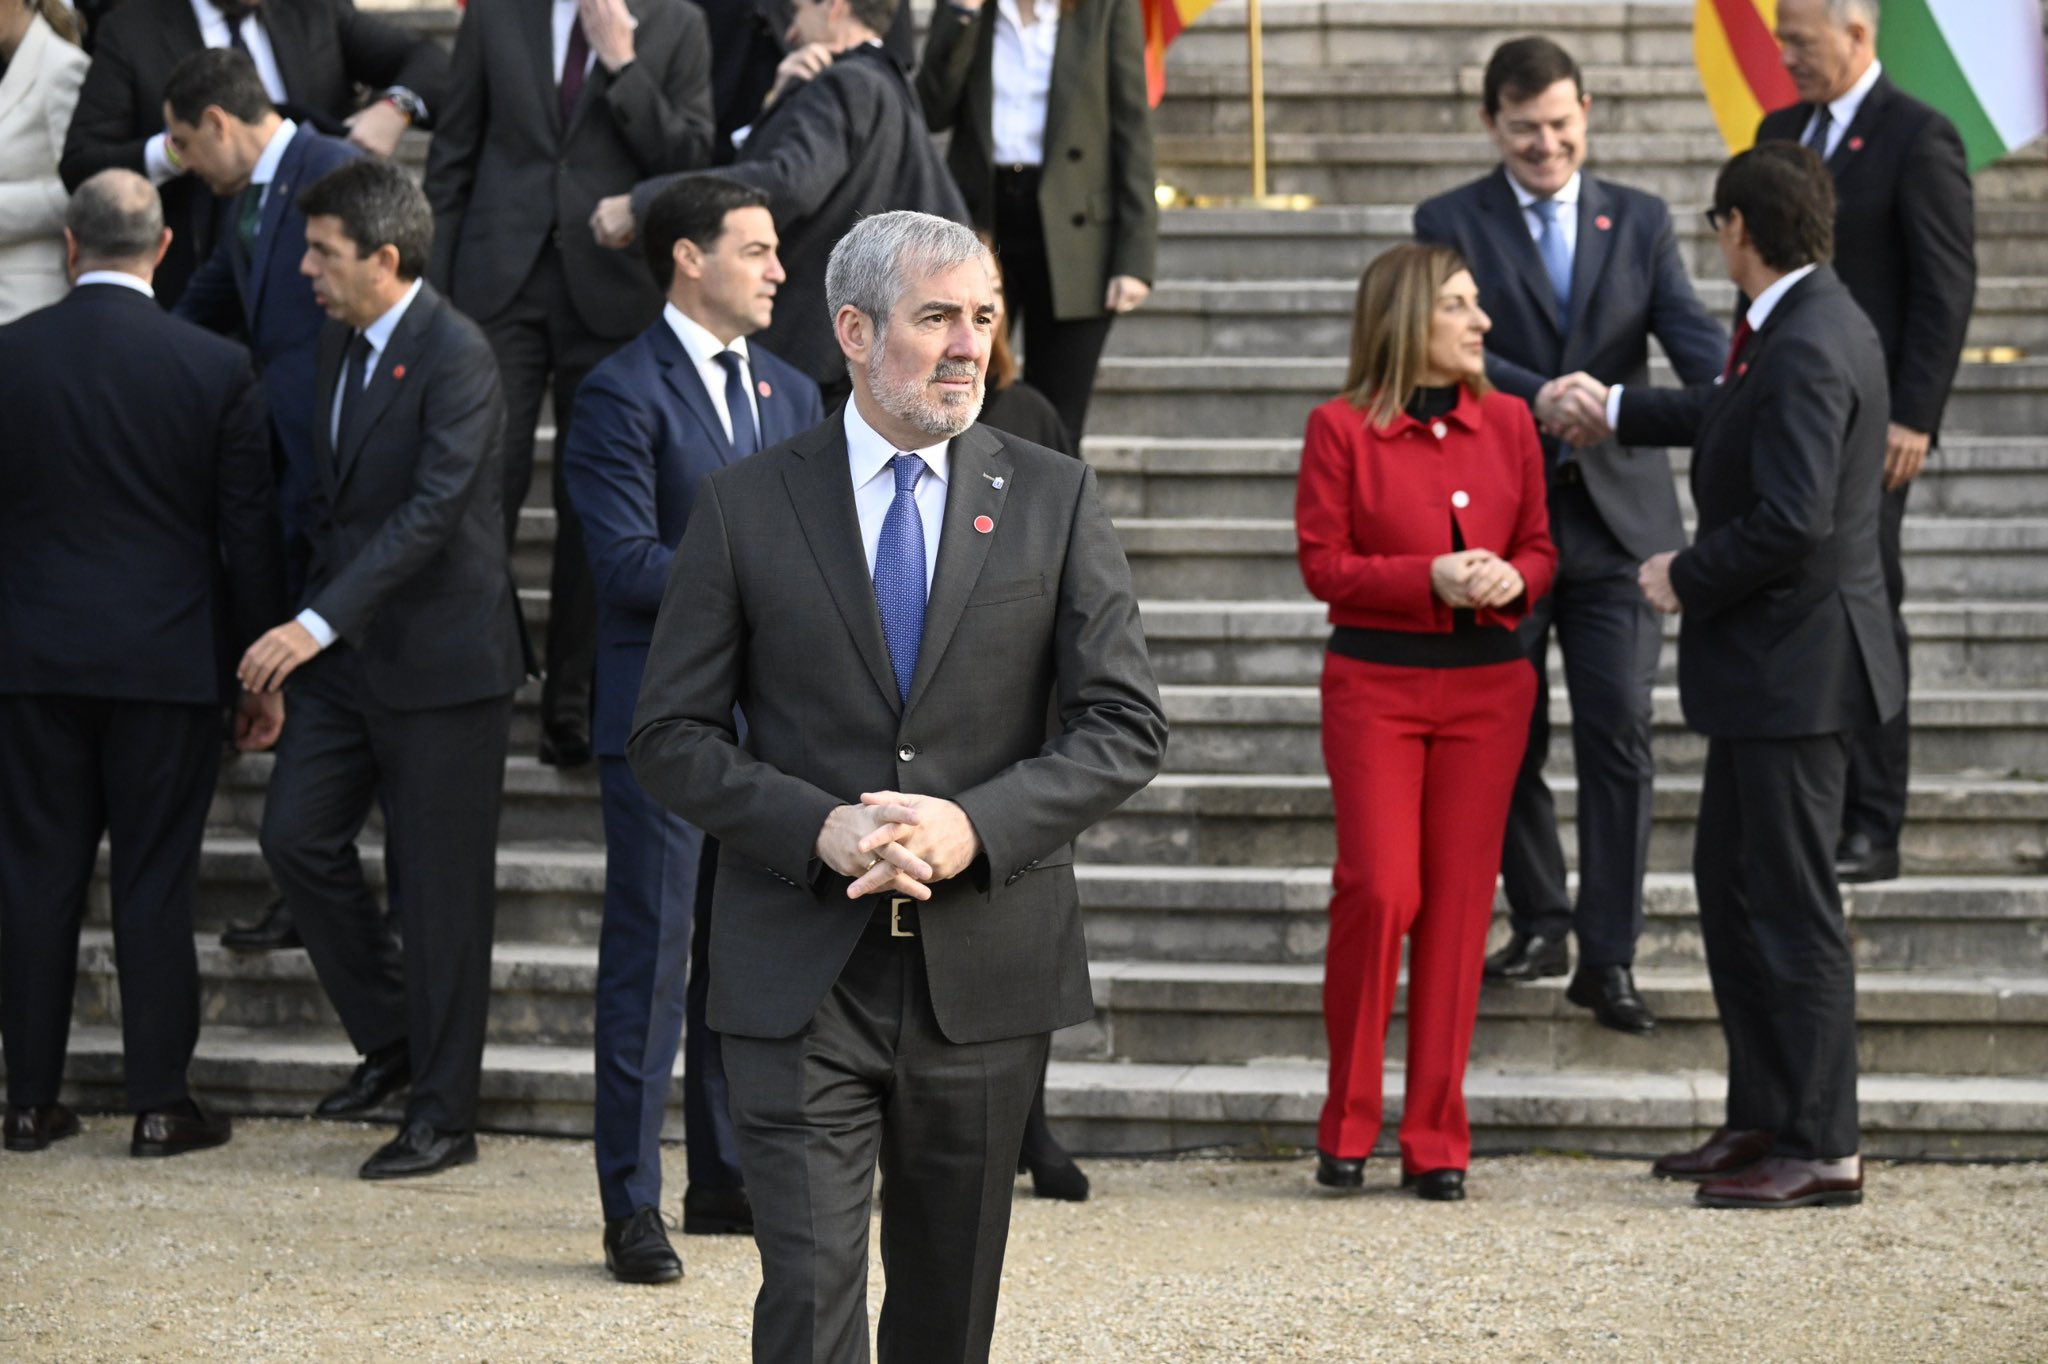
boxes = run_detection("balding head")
[66,170,171,283]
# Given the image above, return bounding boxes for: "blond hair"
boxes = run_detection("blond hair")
[1341,243,1490,429]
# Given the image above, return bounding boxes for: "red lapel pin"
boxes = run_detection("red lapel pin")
[973,515,994,534]
[757,379,772,398]
[392,364,407,380]
[1594,214,1613,231]
[1737,363,1750,377]
[1849,136,1865,152]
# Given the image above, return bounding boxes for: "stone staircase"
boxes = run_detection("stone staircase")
[41,0,2048,1160]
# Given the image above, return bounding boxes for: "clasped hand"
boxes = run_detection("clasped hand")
[1535,372,1613,447]
[1430,548,1524,610]
[814,791,983,901]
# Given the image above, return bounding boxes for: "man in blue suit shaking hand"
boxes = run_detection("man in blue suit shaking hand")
[562,174,823,1284]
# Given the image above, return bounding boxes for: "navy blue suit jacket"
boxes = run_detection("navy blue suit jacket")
[176,124,364,551]
[1415,169,1727,559]
[564,316,824,756]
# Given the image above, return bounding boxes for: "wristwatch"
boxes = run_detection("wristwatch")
[381,86,429,125]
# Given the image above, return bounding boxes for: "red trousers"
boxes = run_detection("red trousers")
[1316,653,1535,1171]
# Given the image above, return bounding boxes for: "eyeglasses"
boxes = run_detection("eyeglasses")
[1704,207,1731,230]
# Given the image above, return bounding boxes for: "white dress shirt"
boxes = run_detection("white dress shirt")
[845,398,948,598]
[147,1,289,182]
[552,0,599,83]
[1508,167,1581,260]
[74,269,156,298]
[1803,59,1883,160]
[991,0,1059,168]
[301,278,426,647]
[664,303,760,444]
[1605,263,1818,427]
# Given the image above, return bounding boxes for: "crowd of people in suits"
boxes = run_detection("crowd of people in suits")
[0,0,1978,1358]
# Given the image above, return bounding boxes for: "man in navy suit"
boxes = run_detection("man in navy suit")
[1414,37,1727,1035]
[562,175,823,1283]
[166,48,364,955]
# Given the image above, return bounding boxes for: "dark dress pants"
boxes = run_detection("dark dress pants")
[1843,478,1912,846]
[482,244,621,750]
[723,928,1046,1364]
[0,696,219,1112]
[1500,477,1662,967]
[1694,732,1860,1159]
[993,166,1114,447]
[592,758,743,1221]
[258,648,512,1132]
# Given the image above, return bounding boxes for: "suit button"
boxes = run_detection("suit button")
[1431,421,1448,439]
[1070,212,1086,227]
[1452,490,1470,509]
[898,744,916,762]
[1067,147,1083,161]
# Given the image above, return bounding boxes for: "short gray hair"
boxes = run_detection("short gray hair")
[825,211,991,347]
[1824,0,1879,30]
[67,169,164,265]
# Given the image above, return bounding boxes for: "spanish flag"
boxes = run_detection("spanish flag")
[1142,0,1221,107]
[1693,0,1797,154]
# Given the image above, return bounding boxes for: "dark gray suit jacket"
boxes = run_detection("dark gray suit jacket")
[630,45,970,387]
[305,282,527,710]
[626,416,1166,1042]
[1618,266,1903,740]
[423,0,715,339]
[1415,169,1727,559]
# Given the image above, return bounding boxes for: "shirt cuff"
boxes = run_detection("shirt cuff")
[295,608,337,649]
[144,132,180,185]
[1605,384,1625,432]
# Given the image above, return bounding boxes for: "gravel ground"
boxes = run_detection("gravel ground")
[2,1119,2044,1363]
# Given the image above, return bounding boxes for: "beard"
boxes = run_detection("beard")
[870,356,984,439]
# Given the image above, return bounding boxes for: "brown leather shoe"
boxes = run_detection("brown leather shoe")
[4,1102,81,1152]
[131,1099,232,1158]
[1651,1126,1774,1181]
[1695,1155,1863,1209]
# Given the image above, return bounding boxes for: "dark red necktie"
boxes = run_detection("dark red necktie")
[1722,318,1754,381]
[559,18,590,123]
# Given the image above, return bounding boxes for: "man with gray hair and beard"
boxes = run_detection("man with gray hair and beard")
[626,210,1165,1364]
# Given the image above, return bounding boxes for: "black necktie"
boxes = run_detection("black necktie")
[337,331,373,445]
[1805,106,1833,156]
[714,351,759,457]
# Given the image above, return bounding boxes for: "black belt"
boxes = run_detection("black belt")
[865,895,920,941]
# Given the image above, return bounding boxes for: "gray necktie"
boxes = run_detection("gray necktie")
[1805,106,1833,156]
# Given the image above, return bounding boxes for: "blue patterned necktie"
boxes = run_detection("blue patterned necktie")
[714,350,758,457]
[873,453,927,705]
[1532,197,1573,333]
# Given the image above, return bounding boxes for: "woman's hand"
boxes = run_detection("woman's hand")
[1468,557,1526,609]
[1105,275,1150,314]
[1429,549,1491,607]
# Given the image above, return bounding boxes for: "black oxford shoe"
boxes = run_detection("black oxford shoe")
[1484,929,1570,982]
[5,1102,81,1152]
[359,1120,476,1180]
[682,1184,755,1234]
[1835,833,1900,884]
[132,1098,232,1157]
[1314,1150,1365,1189]
[538,728,593,769]
[315,1041,410,1118]
[219,898,302,952]
[1402,1168,1466,1201]
[605,1206,684,1284]
[1565,964,1658,1036]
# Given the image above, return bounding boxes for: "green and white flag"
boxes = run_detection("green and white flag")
[1879,0,2048,170]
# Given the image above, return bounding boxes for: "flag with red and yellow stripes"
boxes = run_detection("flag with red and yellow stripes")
[1141,0,1221,107]
[1694,0,1799,153]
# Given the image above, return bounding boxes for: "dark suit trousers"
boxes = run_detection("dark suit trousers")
[723,929,1046,1364]
[0,696,219,1112]
[1695,731,1860,1159]
[592,759,742,1220]
[1501,477,1661,966]
[483,244,619,747]
[258,647,512,1132]
[1843,479,1912,845]
[995,167,1112,447]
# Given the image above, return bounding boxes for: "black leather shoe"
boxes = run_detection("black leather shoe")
[1314,1150,1365,1189]
[315,1041,411,1118]
[682,1184,754,1235]
[605,1206,684,1283]
[538,729,593,769]
[5,1102,81,1152]
[1402,1168,1466,1201]
[1565,964,1658,1036]
[1835,833,1900,884]
[1484,929,1570,982]
[359,1120,476,1180]
[1023,1153,1091,1202]
[219,898,302,952]
[132,1098,231,1157]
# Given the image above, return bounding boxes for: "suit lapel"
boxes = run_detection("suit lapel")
[1482,169,1563,337]
[0,18,46,124]
[1040,5,1089,168]
[1828,75,1891,178]
[262,4,312,104]
[245,129,305,318]
[755,361,805,447]
[652,325,735,460]
[902,424,1011,715]
[528,0,566,137]
[1563,177,1615,359]
[337,287,436,486]
[313,320,348,490]
[784,424,903,711]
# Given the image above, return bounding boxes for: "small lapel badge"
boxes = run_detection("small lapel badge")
[392,364,406,380]
[1594,214,1613,231]
[983,471,1005,489]
[1849,136,1865,152]
[757,379,772,398]
[1737,362,1750,377]
[973,514,994,534]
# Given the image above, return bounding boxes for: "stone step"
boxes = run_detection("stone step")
[32,1026,2048,1158]
[1085,772,2048,873]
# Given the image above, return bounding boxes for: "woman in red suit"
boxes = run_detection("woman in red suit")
[1296,243,1555,1201]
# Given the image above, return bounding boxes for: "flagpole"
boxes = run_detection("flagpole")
[1246,0,1267,199]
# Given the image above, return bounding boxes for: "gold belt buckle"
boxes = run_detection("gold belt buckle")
[888,896,916,938]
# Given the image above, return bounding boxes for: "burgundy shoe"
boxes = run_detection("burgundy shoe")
[4,1102,81,1152]
[1651,1126,1774,1181]
[1695,1155,1863,1209]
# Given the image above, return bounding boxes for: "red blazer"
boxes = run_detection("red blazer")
[1295,387,1556,633]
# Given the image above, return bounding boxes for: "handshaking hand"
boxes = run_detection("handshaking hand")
[1536,372,1613,447]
